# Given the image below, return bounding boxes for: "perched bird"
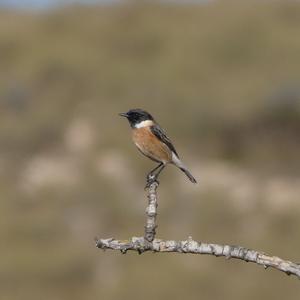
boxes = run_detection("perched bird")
[119,109,197,185]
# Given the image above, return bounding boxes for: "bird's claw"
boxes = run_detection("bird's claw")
[144,173,159,189]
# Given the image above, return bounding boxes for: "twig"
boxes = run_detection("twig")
[96,236,300,278]
[96,181,300,279]
[144,180,158,242]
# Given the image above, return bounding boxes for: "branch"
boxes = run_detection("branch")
[96,181,300,279]
[96,236,300,278]
[144,180,158,242]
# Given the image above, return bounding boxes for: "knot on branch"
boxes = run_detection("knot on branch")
[144,225,157,242]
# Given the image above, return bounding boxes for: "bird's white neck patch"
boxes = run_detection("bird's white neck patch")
[135,120,154,128]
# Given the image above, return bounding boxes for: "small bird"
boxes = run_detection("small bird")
[119,109,197,186]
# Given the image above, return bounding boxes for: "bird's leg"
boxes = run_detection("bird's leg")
[147,163,163,178]
[155,164,165,178]
[145,163,164,189]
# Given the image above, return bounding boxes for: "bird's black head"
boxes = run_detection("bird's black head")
[119,109,154,128]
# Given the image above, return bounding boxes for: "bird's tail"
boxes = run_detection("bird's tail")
[172,154,197,184]
[179,166,197,183]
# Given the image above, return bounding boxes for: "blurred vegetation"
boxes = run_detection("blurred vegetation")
[0,1,300,300]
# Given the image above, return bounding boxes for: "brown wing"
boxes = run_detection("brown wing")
[150,124,179,158]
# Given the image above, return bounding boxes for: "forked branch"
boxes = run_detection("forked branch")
[96,181,300,279]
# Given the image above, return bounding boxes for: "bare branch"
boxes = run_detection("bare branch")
[96,181,300,279]
[96,236,300,278]
[144,180,158,242]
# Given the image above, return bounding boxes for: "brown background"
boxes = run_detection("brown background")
[0,1,300,299]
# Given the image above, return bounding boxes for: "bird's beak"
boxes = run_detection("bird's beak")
[119,112,128,118]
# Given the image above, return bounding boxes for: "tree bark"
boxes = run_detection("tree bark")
[96,181,300,279]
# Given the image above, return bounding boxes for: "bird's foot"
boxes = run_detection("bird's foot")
[144,173,159,190]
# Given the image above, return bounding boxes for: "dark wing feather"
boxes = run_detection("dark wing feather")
[150,124,179,158]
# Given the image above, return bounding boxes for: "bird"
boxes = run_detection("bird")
[119,109,197,186]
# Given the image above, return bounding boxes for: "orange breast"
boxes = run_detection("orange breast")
[132,127,172,163]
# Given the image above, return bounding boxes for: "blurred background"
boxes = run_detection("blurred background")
[1,0,300,299]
